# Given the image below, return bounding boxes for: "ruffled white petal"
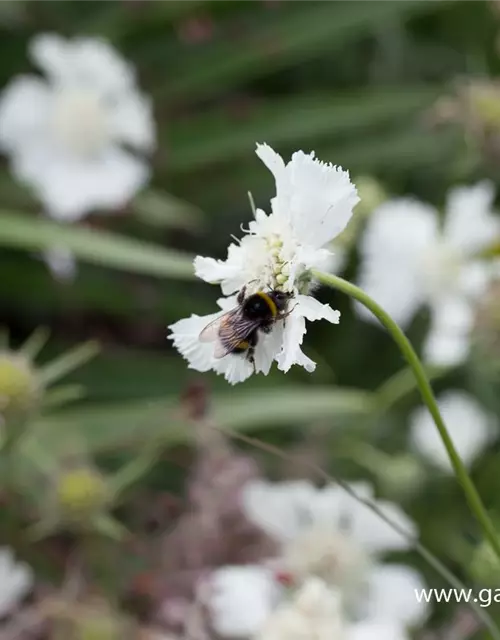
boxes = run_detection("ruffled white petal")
[357,199,438,327]
[241,479,317,543]
[194,244,246,294]
[444,182,500,254]
[0,76,50,152]
[256,143,359,248]
[364,564,428,627]
[424,296,475,367]
[276,296,340,373]
[14,146,149,220]
[410,391,494,472]
[208,565,281,638]
[169,311,222,373]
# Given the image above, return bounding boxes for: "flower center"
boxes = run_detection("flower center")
[52,89,110,157]
[420,242,463,300]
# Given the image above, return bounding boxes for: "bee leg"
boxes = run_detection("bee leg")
[248,348,256,373]
[237,286,247,305]
[279,304,298,323]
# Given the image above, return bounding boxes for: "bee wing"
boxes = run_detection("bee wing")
[199,308,259,359]
[199,308,238,343]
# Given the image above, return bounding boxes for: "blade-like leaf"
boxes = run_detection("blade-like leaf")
[0,212,195,280]
[163,1,450,101]
[31,387,375,454]
[132,189,204,232]
[168,87,440,172]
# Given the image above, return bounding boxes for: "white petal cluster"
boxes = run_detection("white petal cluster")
[0,34,155,220]
[410,390,496,472]
[357,183,500,366]
[256,578,345,640]
[205,480,427,640]
[0,547,33,617]
[170,144,359,384]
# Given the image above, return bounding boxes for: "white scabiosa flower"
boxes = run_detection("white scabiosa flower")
[0,547,33,617]
[256,578,345,640]
[410,391,496,472]
[357,183,500,367]
[169,144,359,384]
[207,565,283,638]
[241,480,427,633]
[0,33,155,220]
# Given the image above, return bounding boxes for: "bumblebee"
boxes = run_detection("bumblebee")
[199,287,293,369]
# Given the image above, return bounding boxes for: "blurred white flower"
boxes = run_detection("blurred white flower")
[357,183,500,366]
[410,391,496,472]
[347,620,410,640]
[43,246,77,281]
[0,547,33,617]
[0,33,154,220]
[207,565,283,638]
[169,144,359,384]
[241,480,427,632]
[256,578,344,640]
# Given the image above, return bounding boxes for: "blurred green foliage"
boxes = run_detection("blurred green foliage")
[2,1,500,633]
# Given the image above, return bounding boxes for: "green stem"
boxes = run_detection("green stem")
[313,270,500,560]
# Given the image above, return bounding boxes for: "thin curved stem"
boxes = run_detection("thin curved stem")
[313,270,500,560]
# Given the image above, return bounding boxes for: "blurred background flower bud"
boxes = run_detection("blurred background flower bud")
[56,467,109,527]
[0,351,40,427]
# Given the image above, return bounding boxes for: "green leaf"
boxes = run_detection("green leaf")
[132,189,204,232]
[30,387,375,454]
[168,87,441,172]
[163,1,450,101]
[0,212,195,280]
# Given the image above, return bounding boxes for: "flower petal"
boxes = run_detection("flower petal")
[30,34,135,96]
[315,483,416,554]
[194,244,246,294]
[295,294,340,324]
[109,92,155,152]
[241,479,317,543]
[169,311,222,373]
[364,564,428,627]
[357,199,438,327]
[410,391,494,472]
[275,311,314,373]
[424,296,474,367]
[0,76,50,152]
[15,146,149,220]
[444,182,500,254]
[208,565,282,638]
[347,620,410,640]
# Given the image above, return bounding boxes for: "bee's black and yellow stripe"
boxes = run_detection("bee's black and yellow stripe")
[254,291,277,317]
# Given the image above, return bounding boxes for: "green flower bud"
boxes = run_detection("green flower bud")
[471,540,500,587]
[56,468,109,525]
[0,351,40,425]
[468,83,500,130]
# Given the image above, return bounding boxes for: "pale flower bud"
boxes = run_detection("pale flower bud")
[0,351,40,425]
[56,467,109,525]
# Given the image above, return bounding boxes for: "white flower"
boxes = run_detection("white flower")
[0,547,33,617]
[0,33,154,220]
[169,144,359,384]
[207,565,283,638]
[410,391,495,472]
[256,578,345,640]
[241,480,427,631]
[357,183,500,366]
